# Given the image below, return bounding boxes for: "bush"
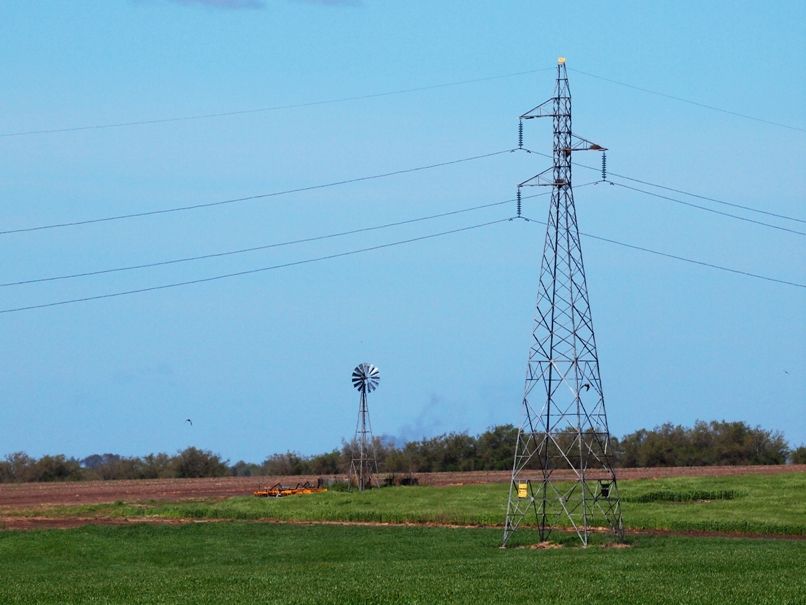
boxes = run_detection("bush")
[261,452,310,476]
[173,447,229,478]
[30,455,83,482]
[617,421,789,467]
[230,460,262,477]
[308,450,342,475]
[142,453,175,479]
[0,452,36,482]
[790,446,806,464]
[81,453,148,480]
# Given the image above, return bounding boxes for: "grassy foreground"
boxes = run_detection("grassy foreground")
[0,523,804,605]
[21,473,806,535]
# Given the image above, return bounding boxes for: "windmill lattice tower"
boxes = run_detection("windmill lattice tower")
[503,58,624,547]
[348,362,380,491]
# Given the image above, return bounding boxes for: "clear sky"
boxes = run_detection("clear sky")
[1,0,804,463]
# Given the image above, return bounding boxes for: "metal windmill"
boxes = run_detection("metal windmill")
[503,57,624,547]
[348,362,381,491]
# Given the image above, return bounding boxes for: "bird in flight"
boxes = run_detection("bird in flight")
[185,418,193,426]
[581,383,591,392]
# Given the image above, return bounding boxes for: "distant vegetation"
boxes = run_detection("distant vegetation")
[0,447,229,484]
[791,445,806,464]
[616,420,791,467]
[0,421,799,483]
[242,420,795,477]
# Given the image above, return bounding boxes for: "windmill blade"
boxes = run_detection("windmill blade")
[351,362,380,393]
[352,365,366,392]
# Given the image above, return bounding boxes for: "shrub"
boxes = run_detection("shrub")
[790,446,806,464]
[173,447,229,478]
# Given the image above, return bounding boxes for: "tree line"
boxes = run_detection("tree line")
[0,447,230,483]
[1,421,804,483]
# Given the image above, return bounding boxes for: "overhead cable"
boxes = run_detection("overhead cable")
[568,67,806,133]
[519,147,806,226]
[520,216,805,289]
[609,181,806,237]
[597,169,805,225]
[0,149,515,236]
[0,219,510,314]
[0,68,553,138]
[4,209,802,315]
[2,194,545,287]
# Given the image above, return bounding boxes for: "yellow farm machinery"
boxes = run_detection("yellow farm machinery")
[253,481,327,498]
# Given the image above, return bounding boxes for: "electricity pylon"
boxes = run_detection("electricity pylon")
[502,57,624,547]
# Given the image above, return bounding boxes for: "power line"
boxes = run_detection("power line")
[10,66,799,138]
[583,230,806,288]
[0,149,515,236]
[598,169,806,225]
[0,218,510,314]
[568,67,806,133]
[518,147,806,225]
[0,68,553,139]
[608,181,806,237]
[2,195,543,287]
[520,216,805,289]
[4,207,802,315]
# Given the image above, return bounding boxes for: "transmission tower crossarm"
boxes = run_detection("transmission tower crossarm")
[565,134,607,153]
[518,167,556,188]
[520,97,557,120]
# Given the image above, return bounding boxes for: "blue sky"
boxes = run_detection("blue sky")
[1,0,804,462]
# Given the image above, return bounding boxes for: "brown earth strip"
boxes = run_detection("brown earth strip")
[2,514,804,542]
[0,516,194,530]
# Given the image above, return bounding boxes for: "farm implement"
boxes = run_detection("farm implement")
[253,481,327,498]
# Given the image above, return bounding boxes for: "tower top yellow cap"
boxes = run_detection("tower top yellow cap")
[558,56,566,64]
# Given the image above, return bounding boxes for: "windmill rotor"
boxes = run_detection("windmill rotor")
[351,363,380,393]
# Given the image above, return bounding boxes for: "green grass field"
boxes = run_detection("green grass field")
[18,473,806,536]
[2,473,804,604]
[0,523,804,605]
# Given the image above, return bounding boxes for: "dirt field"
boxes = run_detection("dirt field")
[2,464,804,509]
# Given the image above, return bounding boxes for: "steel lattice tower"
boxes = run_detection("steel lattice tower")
[502,58,624,547]
[348,363,380,491]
